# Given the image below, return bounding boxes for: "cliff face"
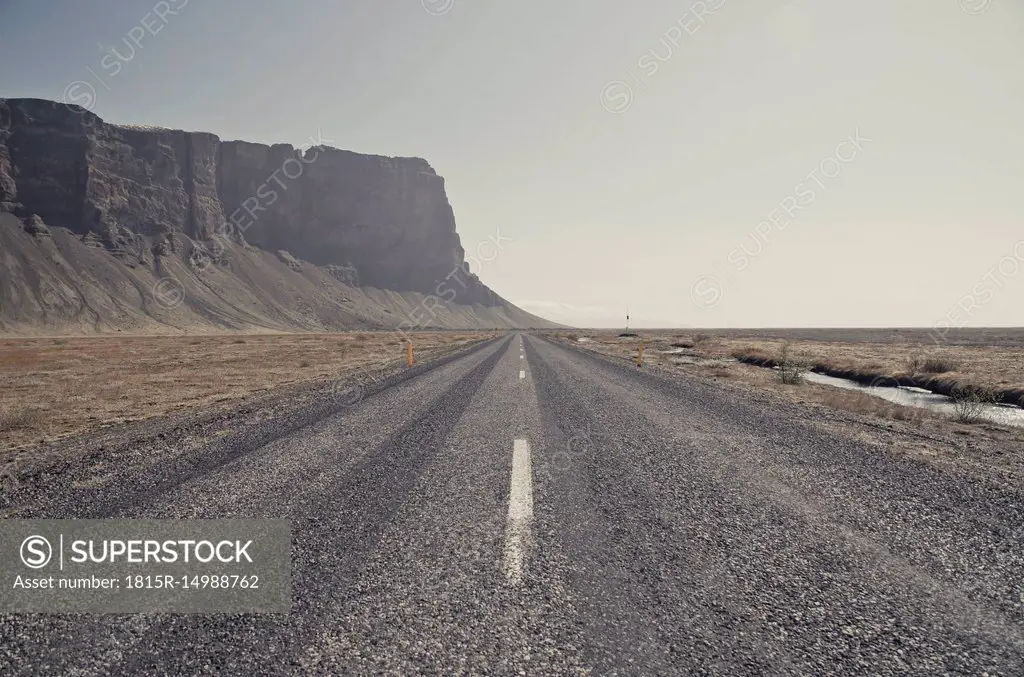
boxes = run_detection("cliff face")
[0,97,499,306]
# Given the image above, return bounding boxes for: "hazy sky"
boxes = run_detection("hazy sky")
[1,0,1022,328]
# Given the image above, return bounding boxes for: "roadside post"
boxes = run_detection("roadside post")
[637,341,645,368]
[407,341,414,368]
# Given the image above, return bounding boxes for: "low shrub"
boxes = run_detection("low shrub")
[777,342,807,385]
[920,356,961,373]
[905,351,960,374]
[951,387,995,424]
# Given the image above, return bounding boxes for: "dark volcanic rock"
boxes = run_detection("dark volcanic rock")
[276,250,303,272]
[0,97,501,306]
[327,263,360,286]
[21,214,50,238]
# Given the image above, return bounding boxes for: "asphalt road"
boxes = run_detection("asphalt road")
[3,333,1023,675]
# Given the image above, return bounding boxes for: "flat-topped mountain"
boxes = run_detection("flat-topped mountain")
[0,98,554,333]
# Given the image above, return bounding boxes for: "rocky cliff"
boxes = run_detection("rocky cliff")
[0,98,549,333]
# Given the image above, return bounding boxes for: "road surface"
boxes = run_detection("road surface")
[3,334,1023,675]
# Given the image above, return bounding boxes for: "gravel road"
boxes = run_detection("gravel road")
[2,334,1022,675]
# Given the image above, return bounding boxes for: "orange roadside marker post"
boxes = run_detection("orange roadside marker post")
[407,341,414,367]
[637,341,645,367]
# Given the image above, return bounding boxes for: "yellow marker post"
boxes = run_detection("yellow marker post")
[407,342,414,367]
[637,341,645,367]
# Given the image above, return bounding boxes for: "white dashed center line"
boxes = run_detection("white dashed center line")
[503,439,534,585]
[519,370,525,380]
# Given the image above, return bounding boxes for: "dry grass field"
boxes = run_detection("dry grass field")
[0,331,496,452]
[548,328,1024,435]
[659,327,1024,348]
[555,329,1024,401]
[712,337,1023,406]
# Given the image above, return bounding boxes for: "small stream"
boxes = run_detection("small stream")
[800,370,1024,428]
[584,339,1024,428]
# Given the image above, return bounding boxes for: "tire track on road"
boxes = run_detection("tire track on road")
[525,335,798,675]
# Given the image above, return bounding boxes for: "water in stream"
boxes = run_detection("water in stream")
[801,371,1024,428]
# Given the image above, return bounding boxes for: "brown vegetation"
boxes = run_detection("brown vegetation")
[816,389,925,423]
[725,338,1021,407]
[549,328,1024,428]
[0,331,495,452]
